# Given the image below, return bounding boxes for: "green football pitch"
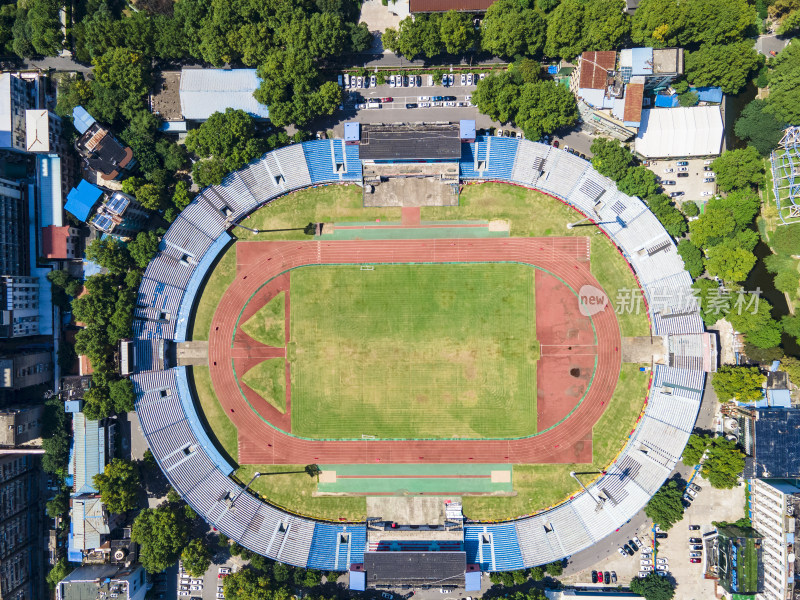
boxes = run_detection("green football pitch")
[288,263,539,440]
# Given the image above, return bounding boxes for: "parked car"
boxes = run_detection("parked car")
[618,547,627,557]
[704,159,713,165]
[656,532,669,539]
[689,552,702,558]
[690,558,702,563]
[382,593,394,599]
[191,580,203,585]
[700,191,713,196]
[367,103,381,109]
[381,97,393,103]
[669,191,684,198]
[480,73,487,80]
[704,166,713,171]
[656,565,668,571]
[641,565,652,571]
[689,538,702,544]
[445,101,456,106]
[427,75,434,86]
[370,75,376,87]
[662,180,676,185]
[678,166,689,172]
[689,484,702,493]
[190,586,203,592]
[403,76,409,86]
[677,172,689,177]
[443,95,457,101]
[689,524,701,530]
[591,571,598,583]
[633,537,643,548]
[433,96,444,102]
[703,177,715,183]
[552,140,560,148]
[497,129,504,137]
[598,571,604,583]
[461,73,467,86]
[409,76,416,87]
[624,544,635,556]
[691,545,704,551]
[389,75,396,87]
[610,572,617,583]
[517,132,524,139]
[604,572,610,584]
[687,488,698,498]
[656,558,668,565]
[416,75,422,86]
[640,559,653,566]
[418,96,430,101]
[677,161,689,166]
[638,571,649,578]
[406,103,418,109]
[367,97,380,103]
[663,168,674,173]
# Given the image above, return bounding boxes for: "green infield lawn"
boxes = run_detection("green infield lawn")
[289,263,538,439]
[241,358,287,413]
[241,292,285,347]
[191,366,238,463]
[191,244,236,341]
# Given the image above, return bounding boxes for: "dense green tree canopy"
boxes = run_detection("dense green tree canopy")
[544,0,585,59]
[677,240,704,279]
[647,194,687,239]
[644,480,684,530]
[685,42,763,95]
[583,0,630,51]
[712,366,765,402]
[181,539,212,578]
[131,503,190,573]
[763,39,800,125]
[85,238,133,275]
[617,166,659,199]
[439,10,477,55]
[710,147,764,193]
[701,437,745,488]
[128,230,161,269]
[515,81,579,140]
[705,241,758,283]
[681,434,709,465]
[93,458,140,513]
[771,224,800,256]
[735,99,786,156]
[630,0,689,46]
[630,571,676,600]
[590,138,632,181]
[481,0,545,58]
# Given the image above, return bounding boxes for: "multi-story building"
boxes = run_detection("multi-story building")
[55,564,147,600]
[0,351,53,390]
[65,181,149,240]
[0,454,43,600]
[0,74,35,153]
[0,178,28,277]
[72,107,135,181]
[42,226,81,261]
[618,47,684,92]
[0,406,43,447]
[0,276,39,338]
[750,479,800,600]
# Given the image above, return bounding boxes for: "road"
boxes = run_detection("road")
[563,375,718,575]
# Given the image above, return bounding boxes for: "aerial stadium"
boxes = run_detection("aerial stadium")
[130,120,713,588]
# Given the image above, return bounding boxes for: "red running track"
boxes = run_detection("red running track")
[208,237,621,465]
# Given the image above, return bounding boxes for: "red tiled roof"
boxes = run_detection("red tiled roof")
[624,83,644,124]
[578,51,617,90]
[42,226,71,259]
[410,0,495,12]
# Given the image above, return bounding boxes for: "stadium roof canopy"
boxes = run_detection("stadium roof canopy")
[634,106,723,158]
[180,68,269,121]
[359,124,461,161]
[364,551,466,586]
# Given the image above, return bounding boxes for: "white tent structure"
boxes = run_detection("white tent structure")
[634,106,723,158]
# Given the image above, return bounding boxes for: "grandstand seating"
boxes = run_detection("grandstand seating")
[133,136,705,572]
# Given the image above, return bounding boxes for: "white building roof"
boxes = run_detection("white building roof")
[0,74,12,149]
[26,109,50,152]
[179,68,270,121]
[634,106,724,158]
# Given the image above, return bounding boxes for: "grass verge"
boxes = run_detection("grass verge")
[235,464,366,522]
[241,292,286,347]
[190,245,237,341]
[461,364,648,520]
[241,358,287,414]
[192,366,238,463]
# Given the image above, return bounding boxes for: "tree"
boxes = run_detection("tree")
[712,366,765,402]
[545,560,564,576]
[348,22,372,52]
[705,241,758,283]
[222,567,275,600]
[644,480,684,530]
[545,0,586,59]
[728,298,783,349]
[134,183,163,211]
[514,81,579,140]
[528,566,545,580]
[514,59,543,84]
[109,378,136,413]
[706,190,761,229]
[677,91,698,107]
[129,230,161,269]
[618,166,659,199]
[27,0,63,56]
[701,437,745,489]
[93,458,140,513]
[629,571,676,600]
[85,238,133,275]
[771,224,800,256]
[131,503,189,572]
[682,200,699,217]
[685,0,756,46]
[677,240,704,279]
[181,539,212,578]
[647,194,687,238]
[685,42,763,95]
[765,39,800,125]
[590,138,632,181]
[688,207,737,248]
[783,314,800,344]
[439,10,475,54]
[481,0,546,58]
[472,72,521,124]
[780,356,800,387]
[46,558,74,590]
[735,99,786,156]
[682,433,709,465]
[89,48,152,123]
[631,0,689,47]
[172,181,193,212]
[711,147,764,193]
[583,0,630,51]
[186,109,267,181]
[47,490,69,518]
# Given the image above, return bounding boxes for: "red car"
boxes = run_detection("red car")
[552,140,560,148]
[381,97,394,103]
[598,571,604,583]
[690,558,701,563]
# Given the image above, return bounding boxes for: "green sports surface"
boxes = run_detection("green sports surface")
[288,263,538,440]
[317,464,513,494]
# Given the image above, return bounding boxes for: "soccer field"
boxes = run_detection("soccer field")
[288,263,538,439]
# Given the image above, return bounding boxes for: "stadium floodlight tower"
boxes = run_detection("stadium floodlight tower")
[570,470,608,511]
[770,126,800,224]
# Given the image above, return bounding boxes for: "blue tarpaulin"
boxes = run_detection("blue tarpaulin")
[349,571,365,591]
[654,94,679,108]
[547,65,558,74]
[465,571,482,591]
[695,86,723,103]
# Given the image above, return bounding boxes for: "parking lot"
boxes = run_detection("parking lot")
[649,158,717,205]
[561,473,745,597]
[177,555,237,600]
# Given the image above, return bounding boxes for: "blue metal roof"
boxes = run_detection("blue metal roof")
[654,94,679,108]
[547,65,558,74]
[465,570,481,591]
[349,570,365,591]
[631,47,654,75]
[65,180,103,222]
[460,119,476,140]
[36,154,63,228]
[72,413,105,495]
[72,106,96,135]
[344,122,360,142]
[695,86,723,104]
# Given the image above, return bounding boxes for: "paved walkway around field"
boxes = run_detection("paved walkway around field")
[208,237,622,465]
